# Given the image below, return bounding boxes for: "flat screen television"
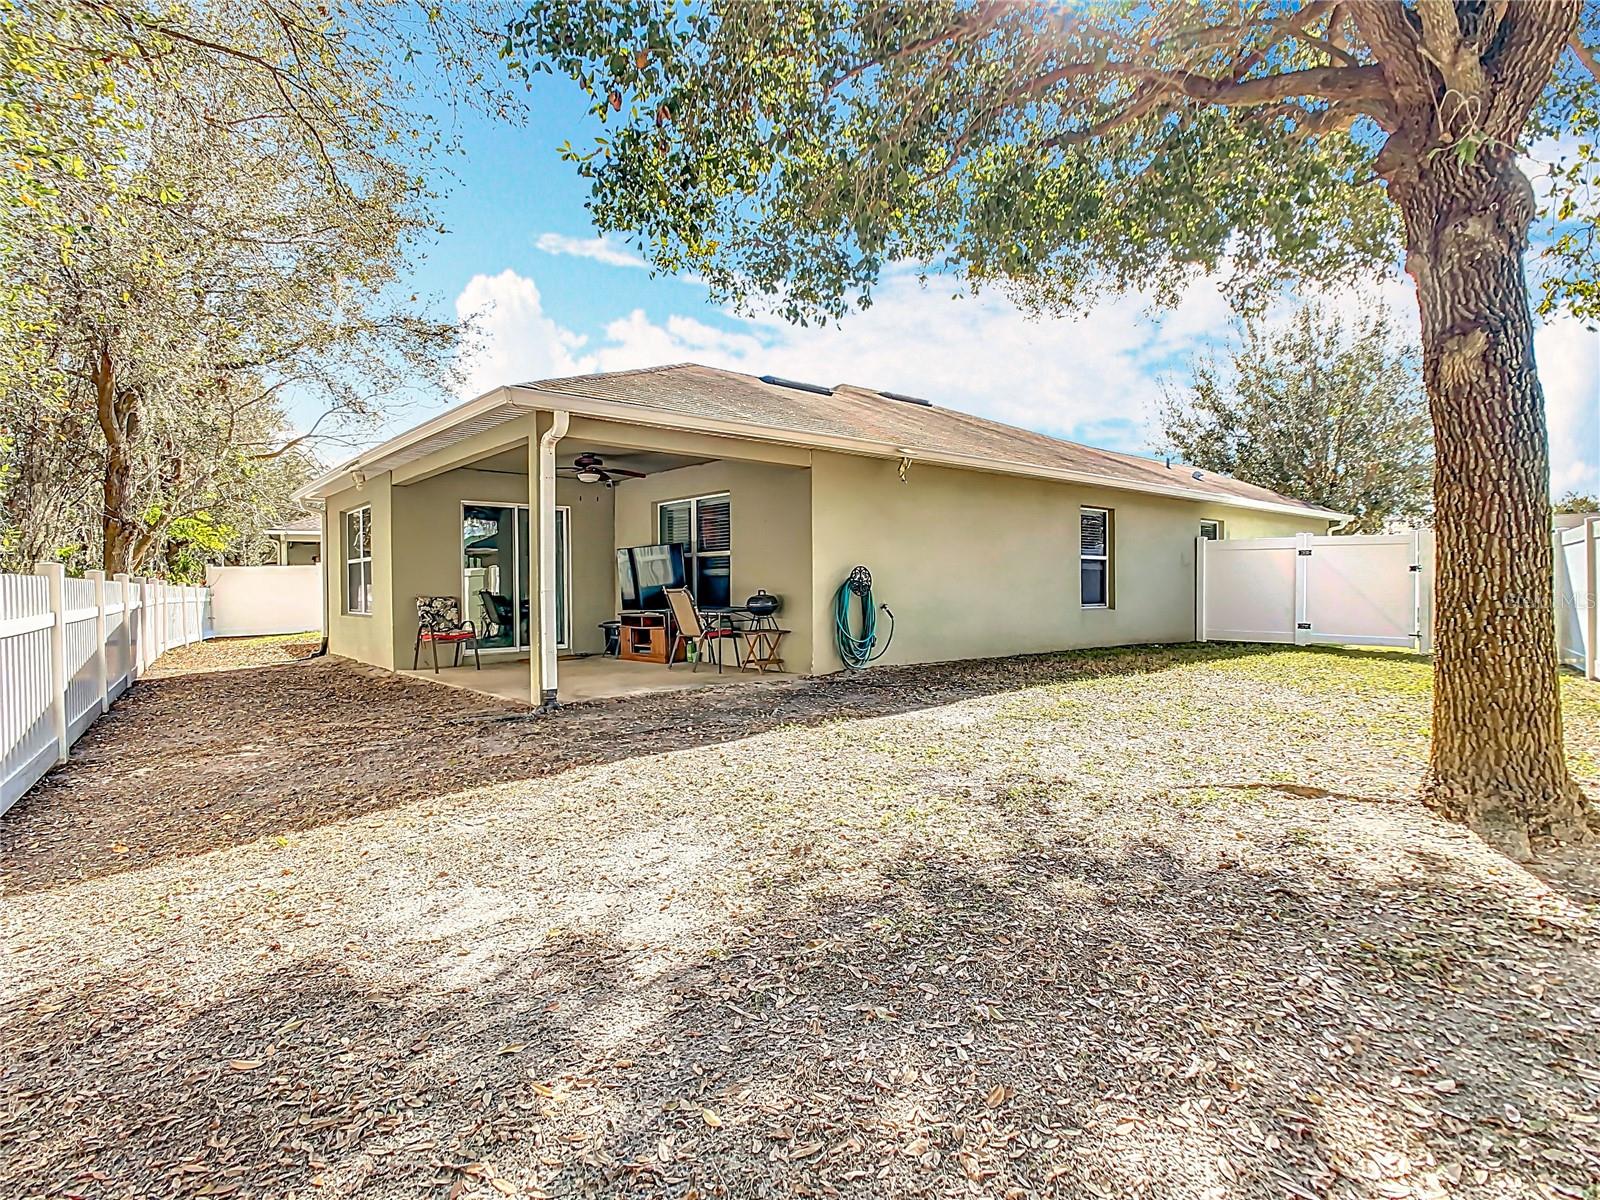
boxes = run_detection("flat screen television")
[617,543,686,610]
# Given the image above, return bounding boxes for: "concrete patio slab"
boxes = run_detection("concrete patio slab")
[401,654,799,705]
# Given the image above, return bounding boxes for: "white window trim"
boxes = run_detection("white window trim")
[460,500,571,653]
[1081,505,1111,610]
[656,491,731,604]
[343,505,373,616]
[1199,518,1224,541]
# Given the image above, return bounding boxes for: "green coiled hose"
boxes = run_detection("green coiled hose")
[833,565,894,669]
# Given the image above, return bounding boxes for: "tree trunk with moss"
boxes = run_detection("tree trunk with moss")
[1394,147,1589,851]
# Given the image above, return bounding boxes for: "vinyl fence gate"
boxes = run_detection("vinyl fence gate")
[1197,531,1434,651]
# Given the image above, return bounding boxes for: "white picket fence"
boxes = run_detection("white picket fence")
[1,564,208,813]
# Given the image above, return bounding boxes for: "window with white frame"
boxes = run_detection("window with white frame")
[1080,506,1111,608]
[1199,519,1223,541]
[344,506,372,615]
[659,492,731,606]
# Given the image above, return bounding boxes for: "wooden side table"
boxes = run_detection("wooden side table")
[739,622,788,673]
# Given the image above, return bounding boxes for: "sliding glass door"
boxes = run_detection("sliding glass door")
[463,503,569,653]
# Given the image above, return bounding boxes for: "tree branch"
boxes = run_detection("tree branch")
[1571,34,1600,82]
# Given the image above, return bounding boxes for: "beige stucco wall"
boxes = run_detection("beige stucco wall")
[327,457,616,665]
[611,459,814,674]
[389,466,533,666]
[320,412,1331,683]
[559,478,617,655]
[325,474,395,670]
[807,450,1334,673]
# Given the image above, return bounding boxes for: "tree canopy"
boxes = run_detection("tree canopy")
[511,0,1597,323]
[1159,304,1432,534]
[510,1,1600,846]
[2,0,516,575]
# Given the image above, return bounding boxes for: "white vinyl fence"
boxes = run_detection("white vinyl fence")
[205,564,322,637]
[1198,530,1433,651]
[1556,518,1600,679]
[1,564,208,813]
[1201,525,1600,682]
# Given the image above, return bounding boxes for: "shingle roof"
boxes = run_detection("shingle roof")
[266,512,323,536]
[525,363,1341,518]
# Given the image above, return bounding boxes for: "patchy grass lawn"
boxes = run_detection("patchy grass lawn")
[2,641,1598,1200]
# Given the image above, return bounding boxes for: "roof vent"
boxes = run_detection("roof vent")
[1191,469,1205,480]
[760,374,833,396]
[879,390,932,407]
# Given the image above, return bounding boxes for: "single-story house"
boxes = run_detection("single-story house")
[262,513,323,566]
[293,364,1344,704]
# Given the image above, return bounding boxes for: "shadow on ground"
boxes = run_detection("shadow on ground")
[2,642,1303,895]
[3,825,1595,1198]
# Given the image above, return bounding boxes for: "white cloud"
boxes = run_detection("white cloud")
[453,269,590,399]
[534,232,648,269]
[1536,316,1600,499]
[451,264,1598,492]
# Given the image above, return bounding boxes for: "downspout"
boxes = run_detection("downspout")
[537,410,570,705]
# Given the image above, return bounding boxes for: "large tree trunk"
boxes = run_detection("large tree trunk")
[1395,148,1590,853]
[92,343,138,577]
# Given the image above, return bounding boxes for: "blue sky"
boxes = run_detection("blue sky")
[327,69,1600,499]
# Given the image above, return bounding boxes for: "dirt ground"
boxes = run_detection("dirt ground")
[2,640,1598,1200]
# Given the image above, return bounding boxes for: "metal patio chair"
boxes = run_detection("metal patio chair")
[414,595,482,672]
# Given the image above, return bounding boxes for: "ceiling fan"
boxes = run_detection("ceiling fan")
[557,452,646,486]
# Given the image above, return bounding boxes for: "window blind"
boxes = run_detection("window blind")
[1080,509,1108,558]
[697,495,731,553]
[659,501,692,548]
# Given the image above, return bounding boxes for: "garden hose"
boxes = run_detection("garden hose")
[833,565,894,669]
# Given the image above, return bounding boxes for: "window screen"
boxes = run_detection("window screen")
[344,506,372,615]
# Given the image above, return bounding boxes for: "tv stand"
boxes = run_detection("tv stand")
[618,610,684,664]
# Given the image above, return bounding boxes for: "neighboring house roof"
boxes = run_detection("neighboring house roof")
[264,512,323,538]
[295,363,1347,521]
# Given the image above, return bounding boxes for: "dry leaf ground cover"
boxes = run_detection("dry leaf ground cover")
[3,641,1599,1200]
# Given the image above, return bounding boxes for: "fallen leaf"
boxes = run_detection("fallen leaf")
[985,1084,1011,1108]
[227,1059,263,1072]
[701,1108,723,1127]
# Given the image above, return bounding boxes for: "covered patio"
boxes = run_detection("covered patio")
[402,653,800,705]
[320,397,817,707]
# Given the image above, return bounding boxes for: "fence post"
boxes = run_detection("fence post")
[137,577,151,673]
[1586,515,1599,683]
[1194,535,1208,642]
[88,569,109,714]
[34,561,68,763]
[1292,532,1312,646]
[180,584,192,646]
[115,573,132,683]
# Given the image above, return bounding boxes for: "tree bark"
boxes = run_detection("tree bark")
[92,343,138,577]
[1394,146,1591,852]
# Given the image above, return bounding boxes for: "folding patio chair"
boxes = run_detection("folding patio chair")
[664,587,743,672]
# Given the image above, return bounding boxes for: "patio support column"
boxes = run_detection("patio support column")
[530,411,569,706]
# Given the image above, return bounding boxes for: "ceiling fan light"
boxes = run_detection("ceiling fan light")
[576,468,603,483]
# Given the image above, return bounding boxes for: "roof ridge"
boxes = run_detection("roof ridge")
[525,362,697,389]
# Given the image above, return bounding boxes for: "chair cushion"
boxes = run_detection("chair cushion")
[420,629,475,642]
[418,595,463,629]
